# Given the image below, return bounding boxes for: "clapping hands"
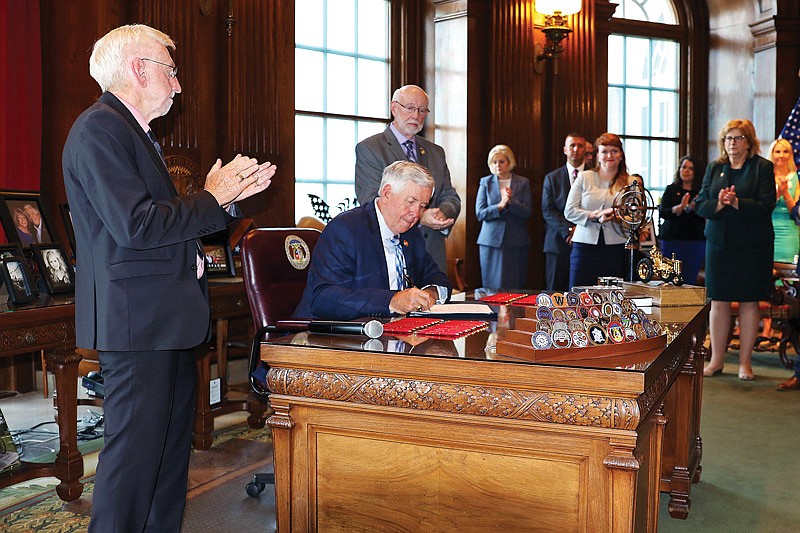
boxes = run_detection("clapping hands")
[718,185,738,209]
[204,154,276,208]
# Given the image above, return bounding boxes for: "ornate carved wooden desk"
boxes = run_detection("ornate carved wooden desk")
[0,296,83,501]
[260,302,708,532]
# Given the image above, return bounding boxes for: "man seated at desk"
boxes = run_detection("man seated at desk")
[295,161,451,320]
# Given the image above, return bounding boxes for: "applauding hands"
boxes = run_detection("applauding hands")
[204,154,276,208]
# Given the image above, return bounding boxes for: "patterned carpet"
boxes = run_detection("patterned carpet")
[0,420,275,532]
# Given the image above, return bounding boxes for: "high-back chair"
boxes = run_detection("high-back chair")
[240,227,321,496]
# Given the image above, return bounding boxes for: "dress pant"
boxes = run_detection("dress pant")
[545,251,571,292]
[89,349,196,533]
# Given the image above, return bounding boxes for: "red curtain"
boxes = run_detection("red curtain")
[0,0,41,193]
[0,0,40,243]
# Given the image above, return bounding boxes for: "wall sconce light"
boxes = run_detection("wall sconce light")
[534,0,582,64]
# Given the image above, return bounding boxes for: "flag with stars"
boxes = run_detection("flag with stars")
[778,96,800,168]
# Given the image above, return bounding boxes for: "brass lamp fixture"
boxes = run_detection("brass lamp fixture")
[535,0,582,62]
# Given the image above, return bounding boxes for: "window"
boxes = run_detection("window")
[294,0,390,221]
[608,0,682,200]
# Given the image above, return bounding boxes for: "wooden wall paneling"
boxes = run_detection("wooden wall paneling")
[392,0,427,88]
[221,0,295,227]
[432,0,490,291]
[40,0,128,246]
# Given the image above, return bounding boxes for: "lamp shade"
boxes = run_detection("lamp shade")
[535,0,581,16]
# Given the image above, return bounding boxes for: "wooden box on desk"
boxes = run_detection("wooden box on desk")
[622,281,706,307]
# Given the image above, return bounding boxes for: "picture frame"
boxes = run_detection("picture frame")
[0,257,37,304]
[639,220,657,248]
[203,241,235,277]
[0,191,57,248]
[59,203,76,259]
[0,244,24,261]
[30,243,75,294]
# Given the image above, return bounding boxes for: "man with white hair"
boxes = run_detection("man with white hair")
[296,161,451,320]
[355,85,461,273]
[62,24,276,531]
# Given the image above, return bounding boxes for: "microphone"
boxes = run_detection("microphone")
[307,320,384,339]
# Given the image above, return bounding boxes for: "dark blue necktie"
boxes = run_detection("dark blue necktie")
[147,129,166,163]
[403,140,416,163]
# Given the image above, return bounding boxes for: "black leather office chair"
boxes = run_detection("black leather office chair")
[239,227,321,496]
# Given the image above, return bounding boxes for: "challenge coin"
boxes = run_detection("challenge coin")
[579,291,594,306]
[536,292,553,307]
[587,324,608,345]
[551,292,566,307]
[565,292,580,306]
[531,331,553,350]
[552,328,572,348]
[536,306,553,321]
[572,329,589,347]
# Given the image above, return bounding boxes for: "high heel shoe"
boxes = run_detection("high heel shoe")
[703,365,723,377]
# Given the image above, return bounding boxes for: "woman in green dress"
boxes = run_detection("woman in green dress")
[769,138,799,263]
[694,119,775,381]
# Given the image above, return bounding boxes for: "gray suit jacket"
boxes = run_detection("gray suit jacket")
[542,166,573,254]
[355,126,461,271]
[62,92,235,351]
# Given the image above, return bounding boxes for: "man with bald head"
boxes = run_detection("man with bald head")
[62,24,275,531]
[355,85,461,273]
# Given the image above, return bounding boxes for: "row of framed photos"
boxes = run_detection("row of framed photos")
[0,243,74,304]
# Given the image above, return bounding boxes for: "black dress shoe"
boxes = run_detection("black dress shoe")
[777,375,800,391]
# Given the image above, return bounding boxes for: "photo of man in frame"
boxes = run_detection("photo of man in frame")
[2,198,53,245]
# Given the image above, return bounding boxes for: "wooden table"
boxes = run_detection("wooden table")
[260,299,708,532]
[0,279,254,499]
[0,295,83,501]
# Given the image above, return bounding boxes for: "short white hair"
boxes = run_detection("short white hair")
[379,161,435,193]
[89,24,175,92]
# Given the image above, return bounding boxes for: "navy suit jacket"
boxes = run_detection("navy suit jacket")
[542,166,573,254]
[294,200,452,320]
[354,126,461,271]
[62,92,235,351]
[475,173,532,248]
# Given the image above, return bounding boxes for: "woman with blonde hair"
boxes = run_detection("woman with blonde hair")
[475,144,532,288]
[695,119,775,380]
[768,138,799,263]
[564,132,631,288]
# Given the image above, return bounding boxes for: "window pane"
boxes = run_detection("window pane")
[651,40,678,89]
[295,0,323,48]
[358,59,388,117]
[327,0,356,53]
[326,119,356,182]
[358,0,389,58]
[608,87,624,133]
[295,182,323,221]
[295,49,324,112]
[651,90,677,137]
[625,88,650,136]
[624,37,651,86]
[326,54,356,115]
[608,35,624,85]
[649,140,678,191]
[358,120,387,142]
[623,138,648,178]
[295,115,323,180]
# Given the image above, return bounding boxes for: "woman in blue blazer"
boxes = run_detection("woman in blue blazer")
[476,145,532,288]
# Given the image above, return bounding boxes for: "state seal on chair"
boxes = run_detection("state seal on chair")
[285,235,311,270]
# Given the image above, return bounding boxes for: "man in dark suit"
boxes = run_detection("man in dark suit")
[542,133,587,291]
[62,24,275,532]
[296,161,451,320]
[355,85,460,273]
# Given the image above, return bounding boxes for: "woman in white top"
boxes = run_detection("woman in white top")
[564,132,632,288]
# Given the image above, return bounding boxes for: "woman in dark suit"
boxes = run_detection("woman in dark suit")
[694,119,775,380]
[658,155,706,285]
[475,144,532,288]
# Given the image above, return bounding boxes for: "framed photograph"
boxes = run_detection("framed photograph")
[30,243,75,294]
[639,220,657,248]
[0,244,24,261]
[203,242,235,277]
[59,203,76,259]
[0,257,37,304]
[0,191,57,248]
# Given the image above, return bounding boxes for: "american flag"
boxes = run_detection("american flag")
[778,96,800,168]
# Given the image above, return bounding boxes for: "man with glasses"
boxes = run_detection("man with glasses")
[355,85,461,273]
[62,24,276,531]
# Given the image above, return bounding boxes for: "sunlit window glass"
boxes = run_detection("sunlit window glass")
[295,0,390,221]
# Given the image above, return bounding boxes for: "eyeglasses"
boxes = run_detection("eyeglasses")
[723,135,747,143]
[140,57,178,79]
[393,101,430,115]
